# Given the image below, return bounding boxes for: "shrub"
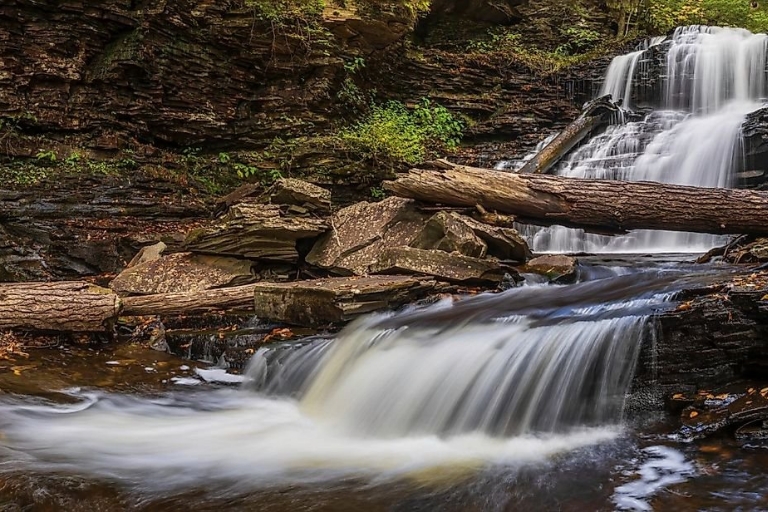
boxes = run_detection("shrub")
[337,99,463,166]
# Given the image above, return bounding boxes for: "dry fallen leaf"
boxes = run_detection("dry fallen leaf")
[689,411,699,419]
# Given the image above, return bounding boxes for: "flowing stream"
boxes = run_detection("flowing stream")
[517,26,768,254]
[0,264,711,509]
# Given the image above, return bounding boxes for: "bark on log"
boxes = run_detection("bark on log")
[384,162,768,236]
[121,284,258,317]
[517,95,620,175]
[0,282,120,332]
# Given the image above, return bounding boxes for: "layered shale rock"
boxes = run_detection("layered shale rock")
[184,203,327,262]
[252,275,438,326]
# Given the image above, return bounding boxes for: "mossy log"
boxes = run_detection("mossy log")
[385,161,768,236]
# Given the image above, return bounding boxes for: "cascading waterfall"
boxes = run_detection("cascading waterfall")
[0,272,678,488]
[519,26,768,254]
[600,36,666,108]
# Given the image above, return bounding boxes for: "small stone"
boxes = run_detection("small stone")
[126,242,167,269]
[523,254,578,283]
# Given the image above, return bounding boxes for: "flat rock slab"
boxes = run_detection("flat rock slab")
[110,252,255,295]
[185,203,328,262]
[372,246,515,284]
[306,197,424,275]
[253,275,437,326]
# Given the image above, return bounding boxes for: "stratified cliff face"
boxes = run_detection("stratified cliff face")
[0,0,603,160]
[0,0,419,151]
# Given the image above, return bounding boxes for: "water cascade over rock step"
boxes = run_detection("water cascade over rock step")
[385,161,768,236]
[509,25,768,254]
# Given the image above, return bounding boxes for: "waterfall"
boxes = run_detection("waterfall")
[520,26,768,254]
[600,36,665,108]
[0,273,677,487]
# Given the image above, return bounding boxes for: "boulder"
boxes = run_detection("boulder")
[306,197,426,275]
[410,211,487,258]
[184,203,327,262]
[372,246,515,285]
[523,254,578,283]
[269,178,331,214]
[253,275,437,326]
[454,214,531,262]
[110,252,255,295]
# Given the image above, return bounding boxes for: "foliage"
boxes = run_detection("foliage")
[343,57,366,74]
[556,26,603,55]
[465,27,608,74]
[337,99,463,166]
[612,0,768,34]
[35,149,57,163]
[245,0,325,25]
[370,186,386,200]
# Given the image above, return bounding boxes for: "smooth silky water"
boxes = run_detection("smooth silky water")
[3,27,768,511]
[516,26,768,254]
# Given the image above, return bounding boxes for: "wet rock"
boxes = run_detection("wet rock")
[110,252,255,296]
[268,179,331,214]
[636,272,768,406]
[717,236,768,264]
[126,242,167,269]
[185,204,327,262]
[410,211,487,258]
[306,197,426,275]
[523,254,578,283]
[253,275,437,327]
[677,387,768,441]
[372,246,514,285]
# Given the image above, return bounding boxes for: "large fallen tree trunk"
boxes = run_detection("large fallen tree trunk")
[0,282,121,332]
[384,162,768,236]
[517,95,620,175]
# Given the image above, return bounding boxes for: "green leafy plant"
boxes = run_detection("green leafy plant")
[35,150,57,163]
[556,27,602,55]
[337,98,463,166]
[344,57,366,74]
[370,186,386,200]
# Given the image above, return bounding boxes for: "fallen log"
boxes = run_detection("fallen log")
[0,282,120,332]
[384,162,768,236]
[121,284,258,316]
[517,95,620,175]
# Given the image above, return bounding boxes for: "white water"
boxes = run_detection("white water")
[0,276,673,489]
[600,36,666,108]
[517,26,768,254]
